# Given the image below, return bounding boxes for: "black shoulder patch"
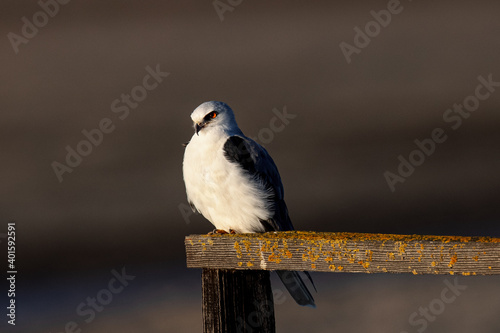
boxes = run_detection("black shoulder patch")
[223,136,256,173]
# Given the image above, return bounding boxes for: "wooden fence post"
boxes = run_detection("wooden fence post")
[186,231,500,332]
[202,268,275,333]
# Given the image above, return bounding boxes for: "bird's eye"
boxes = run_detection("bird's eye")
[206,111,218,120]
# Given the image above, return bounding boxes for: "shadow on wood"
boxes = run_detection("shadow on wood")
[202,268,275,333]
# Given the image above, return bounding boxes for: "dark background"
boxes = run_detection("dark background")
[1,0,499,332]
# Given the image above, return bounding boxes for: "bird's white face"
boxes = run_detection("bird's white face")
[190,101,238,136]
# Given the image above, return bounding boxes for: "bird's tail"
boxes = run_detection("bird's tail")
[276,270,316,307]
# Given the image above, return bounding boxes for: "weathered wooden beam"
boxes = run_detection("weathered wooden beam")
[186,231,500,275]
[202,268,275,333]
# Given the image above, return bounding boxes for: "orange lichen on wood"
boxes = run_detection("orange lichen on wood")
[186,231,500,275]
[242,240,251,252]
[234,242,243,259]
[200,231,499,243]
[366,250,373,262]
[448,255,458,268]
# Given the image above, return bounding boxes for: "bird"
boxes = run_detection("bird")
[182,101,315,307]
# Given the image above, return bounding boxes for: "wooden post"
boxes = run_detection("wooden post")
[186,231,500,331]
[202,269,275,333]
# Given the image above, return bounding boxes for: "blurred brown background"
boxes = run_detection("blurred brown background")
[1,0,499,332]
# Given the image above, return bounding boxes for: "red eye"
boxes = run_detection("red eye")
[204,111,218,122]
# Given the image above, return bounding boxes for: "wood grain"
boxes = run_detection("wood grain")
[202,268,275,333]
[186,231,500,275]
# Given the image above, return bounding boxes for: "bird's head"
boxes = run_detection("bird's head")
[190,101,240,136]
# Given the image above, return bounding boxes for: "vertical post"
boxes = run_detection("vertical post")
[202,269,275,333]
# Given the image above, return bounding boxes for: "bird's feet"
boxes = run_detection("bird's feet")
[208,229,236,235]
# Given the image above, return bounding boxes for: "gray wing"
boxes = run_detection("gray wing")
[223,135,316,307]
[223,135,294,231]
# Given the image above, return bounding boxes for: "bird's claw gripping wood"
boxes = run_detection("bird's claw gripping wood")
[208,229,236,235]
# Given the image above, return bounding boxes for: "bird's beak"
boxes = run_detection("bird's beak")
[195,123,202,136]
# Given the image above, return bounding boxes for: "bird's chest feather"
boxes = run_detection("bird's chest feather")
[191,143,224,182]
[183,133,273,232]
[184,136,235,195]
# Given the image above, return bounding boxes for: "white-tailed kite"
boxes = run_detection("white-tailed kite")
[183,101,315,307]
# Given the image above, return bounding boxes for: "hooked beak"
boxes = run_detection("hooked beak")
[195,122,204,136]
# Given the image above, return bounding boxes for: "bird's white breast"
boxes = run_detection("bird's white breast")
[182,132,272,233]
